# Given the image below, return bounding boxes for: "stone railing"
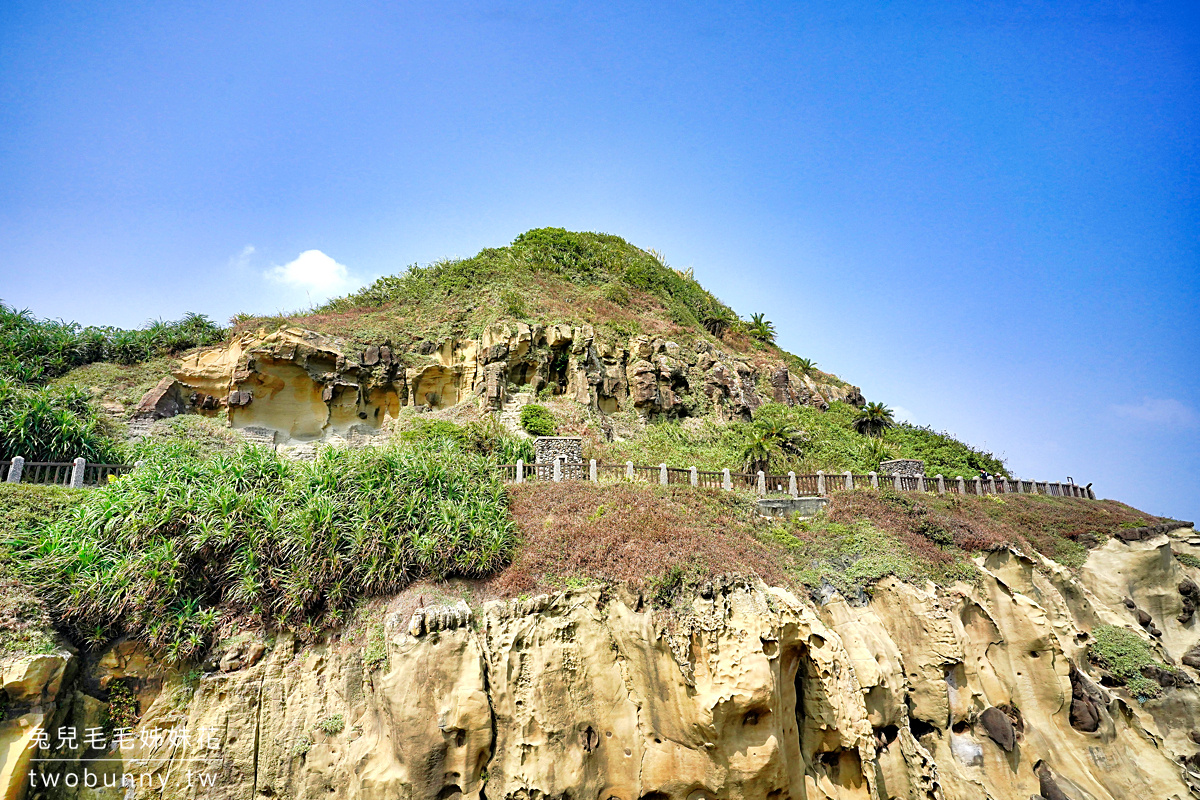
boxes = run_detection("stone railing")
[496,459,1096,499]
[2,457,136,488]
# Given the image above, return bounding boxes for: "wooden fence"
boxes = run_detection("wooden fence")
[2,457,136,488]
[498,459,1096,500]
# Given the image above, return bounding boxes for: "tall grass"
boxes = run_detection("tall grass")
[6,441,516,662]
[0,301,224,385]
[0,380,124,462]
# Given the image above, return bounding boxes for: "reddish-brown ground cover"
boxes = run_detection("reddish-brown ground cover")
[492,482,785,596]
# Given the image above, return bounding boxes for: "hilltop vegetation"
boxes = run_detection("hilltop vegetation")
[0,301,223,386]
[234,228,847,384]
[0,302,224,461]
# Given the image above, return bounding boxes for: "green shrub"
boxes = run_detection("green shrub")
[500,288,526,318]
[399,419,470,448]
[592,401,1009,479]
[1089,625,1164,699]
[7,442,517,662]
[1176,553,1200,570]
[520,404,557,436]
[102,680,140,737]
[316,714,345,735]
[400,418,534,463]
[884,424,1007,478]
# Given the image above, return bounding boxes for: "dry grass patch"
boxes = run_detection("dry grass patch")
[824,489,1163,568]
[494,482,783,597]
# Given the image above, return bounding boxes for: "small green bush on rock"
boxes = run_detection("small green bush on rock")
[520,404,557,437]
[1089,624,1165,699]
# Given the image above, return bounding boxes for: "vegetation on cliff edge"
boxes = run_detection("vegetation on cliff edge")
[5,441,515,661]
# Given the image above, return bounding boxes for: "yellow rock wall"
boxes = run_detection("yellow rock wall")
[163,324,861,446]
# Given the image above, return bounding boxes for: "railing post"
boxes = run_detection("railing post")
[893,473,902,491]
[1001,477,1009,494]
[516,459,524,483]
[957,476,966,494]
[869,471,878,489]
[973,477,982,495]
[788,472,797,497]
[70,457,86,488]
[817,471,826,496]
[1030,480,1038,495]
[590,459,597,483]
[626,461,634,480]
[756,471,765,495]
[844,470,853,490]
[917,474,926,493]
[936,474,945,495]
[659,463,667,486]
[6,456,23,484]
[989,477,997,494]
[689,466,698,487]
[722,468,731,491]
[553,457,562,483]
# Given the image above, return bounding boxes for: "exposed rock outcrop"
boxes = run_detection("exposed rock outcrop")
[158,325,863,446]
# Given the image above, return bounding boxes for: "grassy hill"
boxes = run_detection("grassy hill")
[0,226,1051,661]
[234,227,834,381]
[3,227,1007,478]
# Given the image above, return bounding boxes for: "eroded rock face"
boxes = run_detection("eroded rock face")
[161,325,862,446]
[14,528,1200,800]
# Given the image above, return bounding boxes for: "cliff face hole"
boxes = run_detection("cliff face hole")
[789,642,868,791]
[548,346,571,393]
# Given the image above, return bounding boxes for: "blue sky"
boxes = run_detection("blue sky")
[2,1,1197,521]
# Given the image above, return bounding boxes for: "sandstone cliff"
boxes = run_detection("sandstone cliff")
[7,524,1200,800]
[134,326,861,447]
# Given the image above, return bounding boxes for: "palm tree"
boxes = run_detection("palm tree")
[852,402,896,438]
[747,313,776,343]
[701,306,737,338]
[740,430,774,474]
[794,357,817,377]
[740,419,807,473]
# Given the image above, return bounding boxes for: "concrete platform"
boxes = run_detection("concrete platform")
[756,496,829,519]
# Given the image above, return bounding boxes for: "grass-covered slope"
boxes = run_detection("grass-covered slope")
[5,440,515,661]
[499,481,1165,602]
[0,432,1165,663]
[584,400,1006,478]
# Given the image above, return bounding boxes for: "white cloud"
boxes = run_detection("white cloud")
[1110,397,1198,428]
[890,405,915,424]
[265,250,359,298]
[230,245,255,270]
